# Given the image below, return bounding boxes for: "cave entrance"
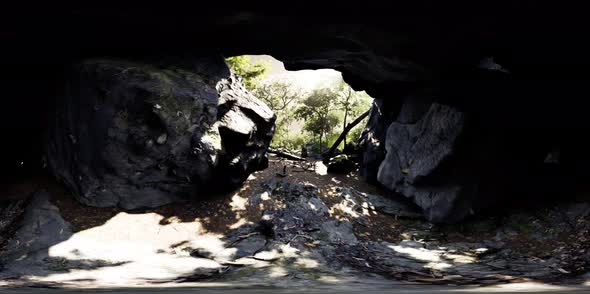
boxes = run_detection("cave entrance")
[0,51,589,288]
[225,55,373,160]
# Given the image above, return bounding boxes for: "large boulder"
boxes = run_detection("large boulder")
[327,154,356,174]
[375,69,551,223]
[46,58,275,209]
[359,99,399,183]
[0,198,29,250]
[377,102,468,222]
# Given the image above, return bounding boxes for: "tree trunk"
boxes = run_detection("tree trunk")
[342,88,351,146]
[343,108,349,147]
[323,109,370,163]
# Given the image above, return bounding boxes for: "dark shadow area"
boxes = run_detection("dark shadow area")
[1,5,590,290]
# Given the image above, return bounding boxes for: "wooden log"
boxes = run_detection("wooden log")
[267,148,306,161]
[324,109,370,163]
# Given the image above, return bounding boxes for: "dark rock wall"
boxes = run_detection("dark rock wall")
[371,64,558,222]
[359,99,399,184]
[46,58,275,209]
[377,103,467,222]
[0,4,589,220]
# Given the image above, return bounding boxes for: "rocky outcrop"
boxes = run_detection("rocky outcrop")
[0,192,73,277]
[46,58,275,209]
[326,154,356,174]
[215,74,275,187]
[374,66,552,222]
[360,98,414,183]
[377,103,468,222]
[0,198,29,250]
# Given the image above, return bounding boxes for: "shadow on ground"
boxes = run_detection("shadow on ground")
[2,156,590,289]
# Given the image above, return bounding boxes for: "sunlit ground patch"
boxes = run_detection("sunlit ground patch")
[31,212,230,285]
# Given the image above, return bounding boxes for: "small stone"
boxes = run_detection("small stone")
[399,240,424,249]
[156,133,168,144]
[320,220,358,245]
[68,134,77,144]
[253,250,280,261]
[233,235,267,258]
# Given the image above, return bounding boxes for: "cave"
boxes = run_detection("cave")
[1,3,590,290]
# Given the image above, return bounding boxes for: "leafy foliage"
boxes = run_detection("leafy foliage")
[225,55,372,154]
[266,82,371,153]
[295,88,341,152]
[333,82,372,149]
[225,56,268,90]
[253,80,301,149]
[254,80,299,111]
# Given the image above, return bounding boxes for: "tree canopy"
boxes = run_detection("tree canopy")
[225,55,372,154]
[225,56,268,90]
[254,80,299,112]
[295,88,341,152]
[253,80,301,147]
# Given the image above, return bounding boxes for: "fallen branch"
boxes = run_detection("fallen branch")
[287,234,313,245]
[229,232,259,246]
[268,148,306,161]
[324,109,370,163]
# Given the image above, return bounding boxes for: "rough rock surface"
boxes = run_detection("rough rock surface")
[0,192,73,277]
[377,103,467,223]
[359,99,398,183]
[372,65,553,223]
[326,154,356,174]
[0,198,29,251]
[166,180,583,285]
[46,58,275,209]
[335,187,423,219]
[184,180,357,267]
[0,191,228,284]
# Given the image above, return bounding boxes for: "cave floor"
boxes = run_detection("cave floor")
[2,155,590,290]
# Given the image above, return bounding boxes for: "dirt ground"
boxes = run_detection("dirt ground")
[39,155,412,240]
[38,156,590,265]
[3,154,590,287]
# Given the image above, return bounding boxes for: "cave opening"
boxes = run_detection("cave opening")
[0,51,586,289]
[226,55,373,160]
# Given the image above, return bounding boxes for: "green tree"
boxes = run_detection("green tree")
[253,80,301,148]
[254,80,299,112]
[336,82,353,146]
[334,81,372,146]
[322,82,373,161]
[225,56,269,90]
[295,88,340,152]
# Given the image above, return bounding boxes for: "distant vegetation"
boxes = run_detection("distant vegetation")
[225,55,268,90]
[226,55,372,154]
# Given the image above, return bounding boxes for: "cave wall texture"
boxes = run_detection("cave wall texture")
[45,58,275,209]
[1,3,589,222]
